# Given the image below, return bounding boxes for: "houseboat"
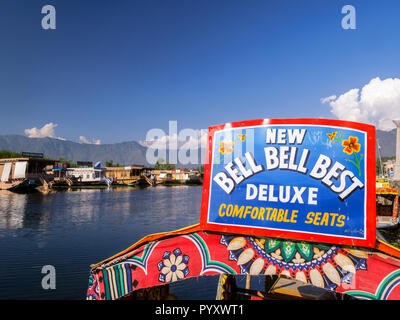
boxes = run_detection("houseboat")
[376,187,399,229]
[105,165,145,186]
[0,153,54,192]
[152,169,202,185]
[43,163,78,187]
[66,162,111,186]
[375,178,400,229]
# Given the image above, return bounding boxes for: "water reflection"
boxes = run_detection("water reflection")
[0,188,135,234]
[0,191,53,234]
[0,186,202,299]
[0,191,27,231]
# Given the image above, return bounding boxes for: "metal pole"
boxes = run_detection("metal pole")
[377,139,384,177]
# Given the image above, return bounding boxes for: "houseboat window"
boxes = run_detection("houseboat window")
[1,163,12,182]
[14,161,27,179]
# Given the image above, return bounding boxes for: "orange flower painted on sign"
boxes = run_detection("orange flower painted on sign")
[342,136,361,155]
[238,134,246,142]
[219,141,234,155]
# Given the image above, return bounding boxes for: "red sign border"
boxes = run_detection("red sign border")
[200,118,376,248]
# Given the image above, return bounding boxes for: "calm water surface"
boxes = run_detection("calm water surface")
[0,186,220,299]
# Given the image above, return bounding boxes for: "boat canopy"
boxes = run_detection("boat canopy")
[376,187,399,196]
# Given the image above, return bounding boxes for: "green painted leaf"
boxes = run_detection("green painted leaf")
[264,239,281,253]
[333,132,343,143]
[281,241,296,262]
[315,244,330,251]
[296,243,313,261]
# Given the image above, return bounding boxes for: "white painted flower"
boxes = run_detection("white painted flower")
[313,247,325,259]
[161,253,187,282]
[292,252,305,264]
[271,248,283,260]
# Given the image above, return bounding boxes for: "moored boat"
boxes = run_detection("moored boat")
[105,165,145,186]
[376,187,399,229]
[66,162,111,186]
[0,155,54,193]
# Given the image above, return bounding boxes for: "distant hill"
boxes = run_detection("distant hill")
[376,128,396,158]
[0,129,396,166]
[0,135,148,166]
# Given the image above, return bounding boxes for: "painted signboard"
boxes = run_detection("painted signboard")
[200,119,376,247]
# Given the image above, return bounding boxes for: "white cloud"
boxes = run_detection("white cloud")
[79,136,101,145]
[320,95,337,104]
[79,136,90,144]
[24,122,65,140]
[321,77,400,131]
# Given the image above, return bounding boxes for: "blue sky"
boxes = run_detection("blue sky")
[0,0,400,144]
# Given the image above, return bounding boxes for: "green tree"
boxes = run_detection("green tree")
[154,158,176,170]
[0,149,22,159]
[106,160,114,167]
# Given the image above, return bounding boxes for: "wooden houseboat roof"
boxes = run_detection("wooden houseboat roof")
[106,165,145,171]
[0,157,54,164]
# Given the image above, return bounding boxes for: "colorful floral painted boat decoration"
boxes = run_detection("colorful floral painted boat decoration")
[87,224,400,300]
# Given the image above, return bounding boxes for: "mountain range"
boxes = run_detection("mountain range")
[0,129,397,166]
[0,135,149,166]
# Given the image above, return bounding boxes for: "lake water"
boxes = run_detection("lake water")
[3,186,395,300]
[0,186,222,300]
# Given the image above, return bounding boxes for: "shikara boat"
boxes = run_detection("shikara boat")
[87,224,400,300]
[87,118,400,300]
[376,187,399,229]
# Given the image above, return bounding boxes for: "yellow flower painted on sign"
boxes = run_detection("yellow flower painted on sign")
[238,134,246,142]
[219,141,234,155]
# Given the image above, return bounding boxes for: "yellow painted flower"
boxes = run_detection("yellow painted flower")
[342,136,361,155]
[254,238,265,248]
[238,134,246,142]
[219,140,234,155]
[326,131,337,142]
